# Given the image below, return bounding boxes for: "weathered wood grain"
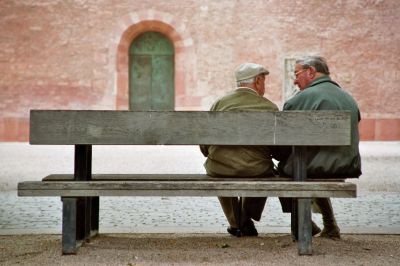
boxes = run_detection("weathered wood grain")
[24,110,356,256]
[18,180,357,197]
[30,110,351,145]
[42,174,346,182]
[297,198,312,255]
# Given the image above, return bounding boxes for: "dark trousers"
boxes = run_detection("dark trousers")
[218,197,266,228]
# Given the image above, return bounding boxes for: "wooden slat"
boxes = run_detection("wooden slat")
[18,181,357,198]
[42,174,346,182]
[30,110,351,146]
[274,111,351,145]
[17,180,358,191]
[17,190,356,198]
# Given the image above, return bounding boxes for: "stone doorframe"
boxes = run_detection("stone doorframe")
[114,10,198,110]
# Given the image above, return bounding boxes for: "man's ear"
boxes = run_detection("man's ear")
[309,66,317,78]
[255,76,262,85]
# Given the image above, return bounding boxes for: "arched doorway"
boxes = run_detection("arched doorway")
[129,31,175,110]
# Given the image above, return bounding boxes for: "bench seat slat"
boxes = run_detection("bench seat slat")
[18,181,356,198]
[17,190,356,198]
[42,174,347,182]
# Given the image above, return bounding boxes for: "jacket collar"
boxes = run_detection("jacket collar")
[307,75,341,89]
[236,87,259,95]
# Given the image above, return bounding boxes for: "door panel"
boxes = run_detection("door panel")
[152,55,174,110]
[130,55,152,111]
[129,32,174,111]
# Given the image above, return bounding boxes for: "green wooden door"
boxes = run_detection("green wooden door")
[129,32,174,110]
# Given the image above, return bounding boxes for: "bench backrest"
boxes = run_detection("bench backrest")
[30,110,351,146]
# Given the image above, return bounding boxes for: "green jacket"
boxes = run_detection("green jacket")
[278,76,362,178]
[200,87,278,177]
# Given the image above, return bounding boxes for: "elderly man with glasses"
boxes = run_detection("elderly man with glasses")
[276,55,362,239]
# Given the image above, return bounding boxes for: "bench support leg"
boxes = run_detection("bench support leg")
[291,198,298,241]
[90,197,99,236]
[292,146,313,255]
[62,145,99,254]
[297,198,312,255]
[75,145,99,238]
[76,197,90,242]
[61,196,98,254]
[62,197,79,255]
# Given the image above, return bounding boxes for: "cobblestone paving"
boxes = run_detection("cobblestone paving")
[1,142,399,235]
[1,190,399,235]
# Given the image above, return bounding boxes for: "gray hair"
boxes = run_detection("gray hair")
[236,76,256,87]
[296,55,330,75]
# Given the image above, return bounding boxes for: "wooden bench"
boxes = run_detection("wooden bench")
[18,110,356,255]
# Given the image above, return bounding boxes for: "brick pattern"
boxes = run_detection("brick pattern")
[0,1,399,141]
[113,9,196,110]
[0,117,29,142]
[360,119,400,141]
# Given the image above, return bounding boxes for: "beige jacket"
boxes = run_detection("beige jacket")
[200,87,278,177]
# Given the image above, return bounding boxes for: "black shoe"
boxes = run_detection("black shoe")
[227,227,241,237]
[312,220,322,236]
[241,221,258,237]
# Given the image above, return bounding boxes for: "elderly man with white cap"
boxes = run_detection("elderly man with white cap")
[200,62,278,237]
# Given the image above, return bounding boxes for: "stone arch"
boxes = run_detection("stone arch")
[114,10,199,110]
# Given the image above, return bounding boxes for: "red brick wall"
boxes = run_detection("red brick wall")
[360,119,400,141]
[1,0,399,141]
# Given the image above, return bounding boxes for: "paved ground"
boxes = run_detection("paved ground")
[2,234,400,265]
[0,141,399,235]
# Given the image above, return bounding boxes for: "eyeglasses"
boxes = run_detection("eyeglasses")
[294,69,307,78]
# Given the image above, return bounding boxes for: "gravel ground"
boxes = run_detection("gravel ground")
[1,234,400,265]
